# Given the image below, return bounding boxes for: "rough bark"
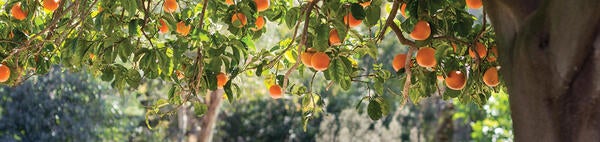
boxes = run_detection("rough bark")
[486,0,600,141]
[197,89,224,142]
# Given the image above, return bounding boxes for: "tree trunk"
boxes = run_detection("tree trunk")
[486,0,600,141]
[195,89,224,142]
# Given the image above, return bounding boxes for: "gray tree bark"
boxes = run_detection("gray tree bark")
[486,0,600,141]
[196,89,224,142]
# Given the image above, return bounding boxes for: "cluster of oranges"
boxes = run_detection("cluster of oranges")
[392,0,498,92]
[10,0,66,20]
[229,0,268,31]
[161,0,191,36]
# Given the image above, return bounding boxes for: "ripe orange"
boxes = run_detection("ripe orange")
[483,67,500,87]
[269,84,283,99]
[301,48,316,68]
[89,53,96,60]
[231,13,248,28]
[175,70,185,79]
[329,29,341,46]
[225,0,234,5]
[360,1,371,7]
[0,64,10,83]
[416,47,436,68]
[466,0,482,9]
[254,0,269,12]
[400,3,407,17]
[176,21,191,36]
[251,16,265,31]
[163,0,178,13]
[216,72,228,88]
[343,13,362,28]
[487,46,498,62]
[310,52,330,71]
[159,19,169,34]
[11,2,27,21]
[43,0,60,12]
[452,43,457,53]
[468,42,487,59]
[392,53,407,72]
[410,20,431,40]
[445,70,466,90]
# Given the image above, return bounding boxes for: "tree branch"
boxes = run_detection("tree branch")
[282,0,320,94]
[389,22,415,105]
[389,22,416,47]
[376,0,401,42]
[193,0,210,95]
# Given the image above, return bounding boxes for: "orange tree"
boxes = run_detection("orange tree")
[0,0,504,140]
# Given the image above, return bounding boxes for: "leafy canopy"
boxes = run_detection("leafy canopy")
[0,0,501,122]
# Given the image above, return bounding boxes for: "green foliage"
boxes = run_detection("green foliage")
[0,0,503,129]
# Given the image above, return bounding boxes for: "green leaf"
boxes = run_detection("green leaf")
[193,103,208,117]
[100,67,114,81]
[366,42,378,60]
[123,0,138,15]
[125,69,141,88]
[367,99,382,120]
[285,7,301,28]
[364,5,381,27]
[302,94,320,113]
[128,19,138,36]
[350,3,366,20]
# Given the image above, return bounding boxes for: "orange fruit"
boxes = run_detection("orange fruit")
[11,2,27,21]
[468,42,487,59]
[466,0,482,9]
[231,13,248,28]
[487,46,498,62]
[225,0,234,5]
[216,72,228,88]
[175,70,185,80]
[410,20,431,40]
[483,67,500,87]
[360,1,371,7]
[445,70,466,90]
[43,0,60,12]
[344,13,362,28]
[392,53,407,72]
[310,52,330,71]
[301,48,316,68]
[159,19,169,34]
[269,84,283,99]
[251,16,265,31]
[163,0,178,13]
[452,43,457,53]
[329,29,341,46]
[254,0,270,12]
[89,53,96,60]
[416,47,436,68]
[176,21,191,36]
[400,3,407,17]
[0,64,10,82]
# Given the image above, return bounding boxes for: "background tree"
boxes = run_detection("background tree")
[0,67,165,141]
